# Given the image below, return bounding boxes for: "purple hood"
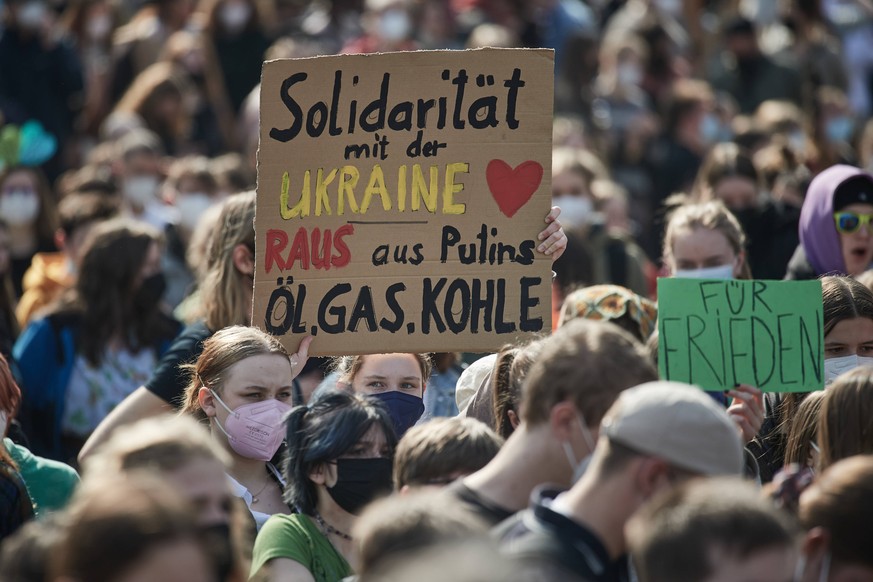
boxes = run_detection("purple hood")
[800,164,873,275]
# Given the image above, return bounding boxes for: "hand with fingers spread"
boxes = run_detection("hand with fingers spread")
[726,384,764,444]
[537,206,567,262]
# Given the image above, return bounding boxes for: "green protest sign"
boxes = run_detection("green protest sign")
[657,278,824,392]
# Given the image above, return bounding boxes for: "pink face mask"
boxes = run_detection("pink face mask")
[210,390,292,461]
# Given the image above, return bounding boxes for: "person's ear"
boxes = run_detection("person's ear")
[634,457,671,500]
[508,409,520,430]
[309,462,337,488]
[801,527,830,562]
[199,386,218,419]
[54,228,66,251]
[548,400,578,443]
[734,250,747,278]
[232,243,254,277]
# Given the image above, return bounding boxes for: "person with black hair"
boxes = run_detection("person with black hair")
[251,390,397,582]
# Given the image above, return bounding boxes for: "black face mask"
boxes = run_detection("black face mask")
[326,457,393,515]
[134,272,166,311]
[200,523,234,582]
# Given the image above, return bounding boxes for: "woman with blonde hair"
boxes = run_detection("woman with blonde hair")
[662,199,752,280]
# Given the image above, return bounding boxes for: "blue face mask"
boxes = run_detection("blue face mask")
[699,113,721,145]
[371,391,424,438]
[825,116,854,142]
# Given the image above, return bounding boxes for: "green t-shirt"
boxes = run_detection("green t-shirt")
[4,438,79,517]
[251,513,353,582]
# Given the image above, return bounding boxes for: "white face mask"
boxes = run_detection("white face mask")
[654,0,682,16]
[824,354,873,385]
[86,13,112,41]
[219,1,252,33]
[378,9,411,42]
[789,130,807,157]
[793,550,830,582]
[616,63,643,87]
[18,1,46,30]
[0,189,40,226]
[176,193,213,230]
[124,175,160,206]
[553,195,596,229]
[562,413,597,484]
[673,263,735,280]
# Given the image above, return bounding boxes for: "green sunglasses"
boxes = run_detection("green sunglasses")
[834,211,873,234]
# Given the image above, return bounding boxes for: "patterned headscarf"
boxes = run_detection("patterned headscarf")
[558,284,657,340]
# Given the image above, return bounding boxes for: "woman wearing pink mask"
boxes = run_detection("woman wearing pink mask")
[180,325,312,530]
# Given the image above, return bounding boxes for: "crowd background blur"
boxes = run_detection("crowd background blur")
[3,0,873,580]
[0,0,870,344]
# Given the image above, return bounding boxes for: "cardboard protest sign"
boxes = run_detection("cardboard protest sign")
[657,278,824,392]
[255,49,554,355]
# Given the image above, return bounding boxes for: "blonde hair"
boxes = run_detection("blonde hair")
[83,415,230,477]
[663,200,752,279]
[179,325,290,422]
[200,191,255,331]
[551,146,609,184]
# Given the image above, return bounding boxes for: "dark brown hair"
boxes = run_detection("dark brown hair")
[821,275,873,337]
[49,218,176,366]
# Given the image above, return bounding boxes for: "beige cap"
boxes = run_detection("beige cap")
[601,381,744,476]
[454,354,496,413]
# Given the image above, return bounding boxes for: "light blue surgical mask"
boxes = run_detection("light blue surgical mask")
[825,116,854,143]
[793,550,830,582]
[824,354,873,385]
[699,113,721,145]
[562,413,597,483]
[673,264,735,280]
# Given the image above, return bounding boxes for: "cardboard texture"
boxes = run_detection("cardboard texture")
[255,49,554,355]
[657,278,824,392]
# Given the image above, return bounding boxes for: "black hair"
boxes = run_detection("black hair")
[283,391,397,515]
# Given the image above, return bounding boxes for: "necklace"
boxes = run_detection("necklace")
[250,478,271,504]
[313,511,353,541]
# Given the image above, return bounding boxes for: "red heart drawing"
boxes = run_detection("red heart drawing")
[486,159,543,218]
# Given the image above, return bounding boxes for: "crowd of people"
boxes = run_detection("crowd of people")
[2,0,873,580]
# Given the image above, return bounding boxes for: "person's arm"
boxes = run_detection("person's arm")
[254,558,317,582]
[77,387,172,464]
